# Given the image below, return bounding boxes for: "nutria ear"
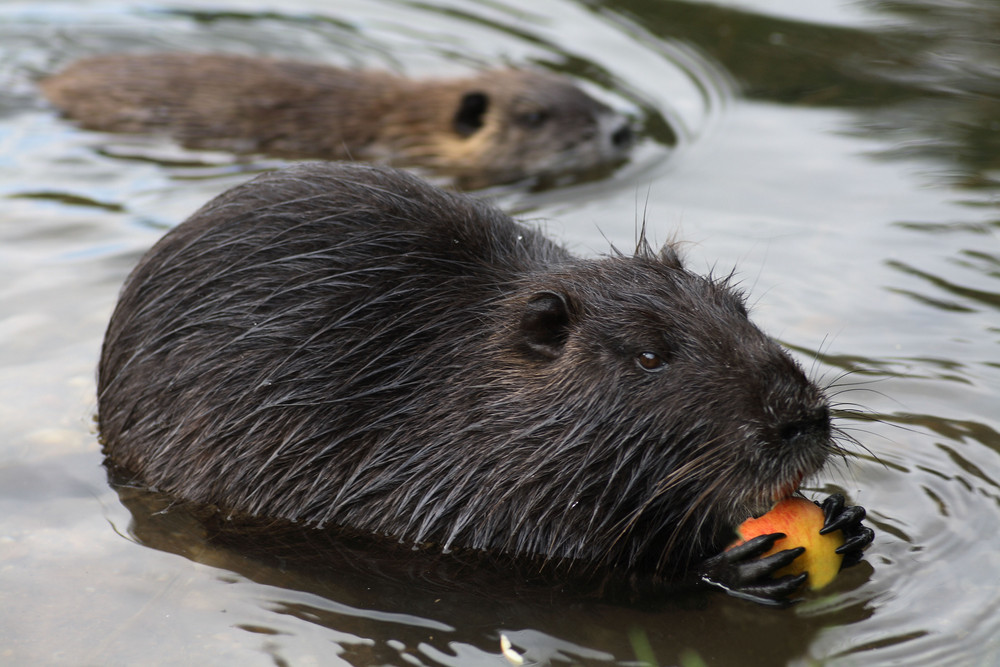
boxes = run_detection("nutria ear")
[453,92,489,137]
[519,291,575,360]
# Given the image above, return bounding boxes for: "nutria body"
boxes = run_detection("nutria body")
[41,53,633,188]
[98,163,870,602]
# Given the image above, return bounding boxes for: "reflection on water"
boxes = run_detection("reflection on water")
[1,0,999,665]
[609,0,1000,188]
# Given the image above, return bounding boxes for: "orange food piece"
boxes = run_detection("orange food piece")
[733,497,845,590]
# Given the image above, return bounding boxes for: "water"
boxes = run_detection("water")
[1,0,998,665]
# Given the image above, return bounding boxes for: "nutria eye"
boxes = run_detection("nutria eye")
[636,351,666,372]
[517,110,548,128]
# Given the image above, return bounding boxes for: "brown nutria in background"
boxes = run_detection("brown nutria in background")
[97,162,872,605]
[40,53,634,188]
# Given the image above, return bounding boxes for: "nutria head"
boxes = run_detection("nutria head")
[390,70,634,187]
[474,245,834,573]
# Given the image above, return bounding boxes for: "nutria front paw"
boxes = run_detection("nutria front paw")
[698,534,807,607]
[818,493,875,569]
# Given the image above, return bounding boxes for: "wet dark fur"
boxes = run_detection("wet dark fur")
[41,53,633,188]
[98,162,835,583]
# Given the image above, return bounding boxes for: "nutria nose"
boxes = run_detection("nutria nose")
[611,122,634,149]
[778,404,831,448]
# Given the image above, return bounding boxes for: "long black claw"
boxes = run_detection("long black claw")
[750,572,808,600]
[817,493,874,571]
[836,527,875,556]
[736,547,804,582]
[819,493,845,526]
[726,532,785,560]
[758,546,805,571]
[725,573,808,608]
[699,532,807,606]
[821,505,866,535]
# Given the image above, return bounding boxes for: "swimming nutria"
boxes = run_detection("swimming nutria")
[41,53,634,188]
[97,162,872,604]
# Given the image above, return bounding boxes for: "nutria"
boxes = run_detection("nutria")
[97,162,872,604]
[41,53,634,188]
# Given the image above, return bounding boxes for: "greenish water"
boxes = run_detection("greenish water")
[1,1,998,665]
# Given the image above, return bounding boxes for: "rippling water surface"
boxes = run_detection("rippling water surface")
[2,1,999,665]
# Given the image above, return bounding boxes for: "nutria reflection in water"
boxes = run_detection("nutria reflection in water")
[97,162,872,605]
[41,53,635,189]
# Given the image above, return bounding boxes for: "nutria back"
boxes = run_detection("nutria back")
[42,53,634,188]
[98,162,834,581]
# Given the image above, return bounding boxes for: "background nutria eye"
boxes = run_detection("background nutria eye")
[636,351,666,372]
[453,92,489,137]
[516,110,548,128]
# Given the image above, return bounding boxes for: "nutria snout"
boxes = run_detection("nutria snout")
[41,53,634,188]
[97,162,858,595]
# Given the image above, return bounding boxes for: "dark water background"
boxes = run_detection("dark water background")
[1,0,999,665]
